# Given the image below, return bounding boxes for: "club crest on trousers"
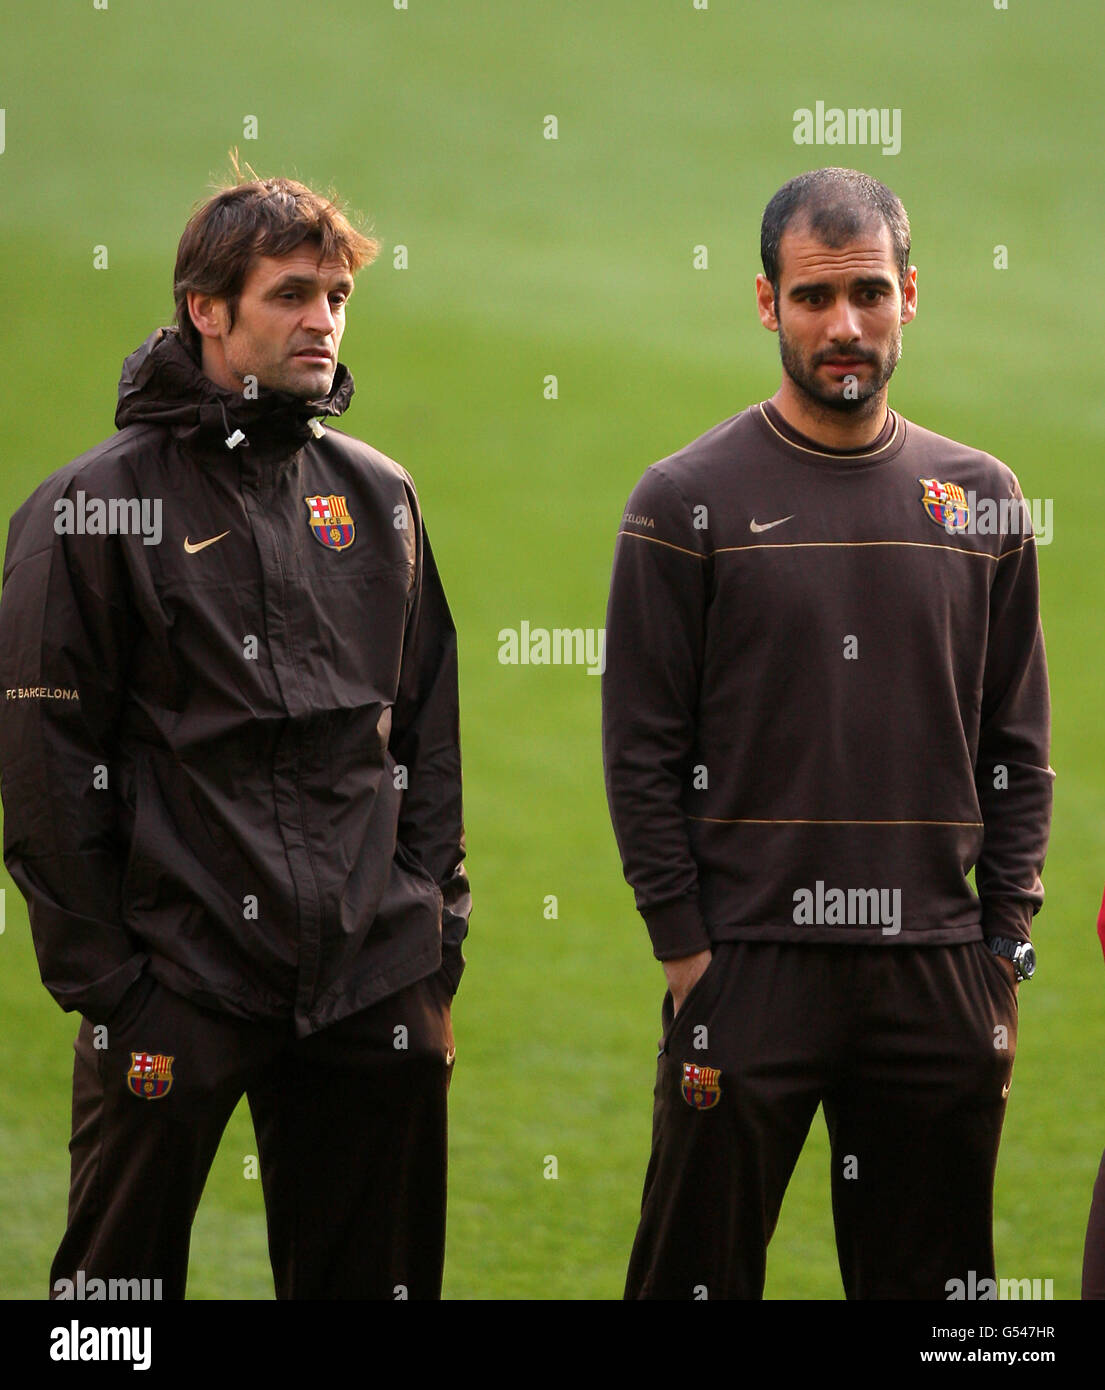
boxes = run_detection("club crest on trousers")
[681,1062,722,1111]
[126,1052,174,1100]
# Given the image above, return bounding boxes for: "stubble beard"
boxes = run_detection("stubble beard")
[225,338,336,402]
[777,319,902,419]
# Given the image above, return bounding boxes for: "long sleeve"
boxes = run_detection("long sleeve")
[601,466,712,960]
[0,479,147,1018]
[390,515,470,990]
[974,484,1054,942]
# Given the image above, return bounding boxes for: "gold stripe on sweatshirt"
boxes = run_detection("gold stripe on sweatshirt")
[620,532,1020,564]
[616,530,706,559]
[687,816,984,826]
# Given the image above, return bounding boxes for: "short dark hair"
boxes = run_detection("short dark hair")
[760,167,911,291]
[173,157,379,355]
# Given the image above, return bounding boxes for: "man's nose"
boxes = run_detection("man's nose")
[826,301,862,343]
[303,295,337,335]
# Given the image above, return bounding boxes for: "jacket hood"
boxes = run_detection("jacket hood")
[115,327,355,465]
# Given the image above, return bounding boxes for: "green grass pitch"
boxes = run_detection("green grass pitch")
[0,0,1102,1302]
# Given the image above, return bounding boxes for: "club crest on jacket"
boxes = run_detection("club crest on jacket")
[305,494,356,550]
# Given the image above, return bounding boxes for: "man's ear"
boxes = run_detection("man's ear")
[900,266,918,325]
[755,274,779,333]
[186,290,229,342]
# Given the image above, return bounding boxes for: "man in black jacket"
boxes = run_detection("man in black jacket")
[0,171,470,1299]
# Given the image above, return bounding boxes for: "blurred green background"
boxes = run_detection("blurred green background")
[1,0,1102,1301]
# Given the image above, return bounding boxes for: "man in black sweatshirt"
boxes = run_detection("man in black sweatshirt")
[602,167,1052,1299]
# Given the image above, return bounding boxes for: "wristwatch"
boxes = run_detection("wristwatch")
[986,937,1037,982]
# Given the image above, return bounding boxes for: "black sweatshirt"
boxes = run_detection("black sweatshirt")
[602,402,1053,959]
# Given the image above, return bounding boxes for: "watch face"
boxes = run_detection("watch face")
[1015,944,1037,979]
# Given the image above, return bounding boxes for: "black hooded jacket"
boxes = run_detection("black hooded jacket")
[0,328,470,1036]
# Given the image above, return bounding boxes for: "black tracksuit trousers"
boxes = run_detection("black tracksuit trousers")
[625,940,1019,1300]
[51,971,455,1301]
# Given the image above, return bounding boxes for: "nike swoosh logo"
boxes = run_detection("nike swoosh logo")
[749,516,795,533]
[183,531,230,554]
[1001,1081,1011,1099]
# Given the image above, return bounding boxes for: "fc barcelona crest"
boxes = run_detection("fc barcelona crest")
[681,1062,722,1111]
[919,477,970,532]
[126,1052,174,1100]
[305,494,356,551]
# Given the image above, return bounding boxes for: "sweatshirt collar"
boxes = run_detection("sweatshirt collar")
[758,400,902,467]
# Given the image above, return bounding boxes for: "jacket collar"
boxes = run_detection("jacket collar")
[114,327,355,469]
